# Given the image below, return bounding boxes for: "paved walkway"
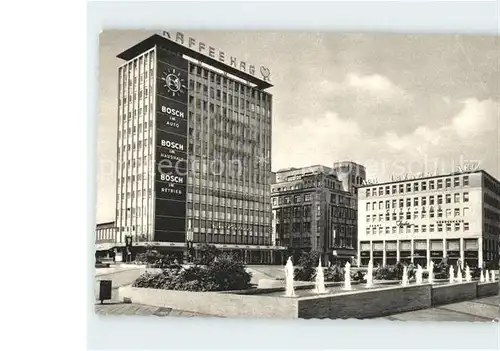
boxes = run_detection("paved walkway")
[378,295,499,322]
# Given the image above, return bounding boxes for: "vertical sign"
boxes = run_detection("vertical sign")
[154,48,189,242]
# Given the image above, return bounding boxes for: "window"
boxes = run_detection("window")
[379,201,383,210]
[304,194,311,202]
[399,184,404,193]
[392,212,397,220]
[372,188,377,196]
[392,226,396,234]
[414,198,419,206]
[406,198,411,207]
[454,193,460,203]
[454,177,460,187]
[406,211,411,220]
[454,208,460,217]
[385,186,390,194]
[385,213,390,221]
[437,179,443,189]
[379,187,383,195]
[372,214,376,222]
[437,223,443,232]
[445,194,451,204]
[366,228,370,235]
[366,203,371,211]
[463,192,469,202]
[446,223,451,232]
[421,182,427,191]
[445,178,451,188]
[399,226,404,234]
[385,227,390,234]
[464,222,469,231]
[392,185,397,194]
[429,224,435,232]
[429,209,435,218]
[429,196,435,205]
[366,215,371,222]
[463,176,469,186]
[392,199,397,208]
[366,189,371,197]
[429,180,435,190]
[463,207,469,216]
[414,183,419,192]
[437,209,443,218]
[422,197,427,206]
[414,225,419,233]
[406,184,411,192]
[379,214,383,221]
[437,195,443,204]
[454,223,460,231]
[385,200,390,209]
[414,211,419,219]
[294,195,302,203]
[446,209,451,218]
[399,199,404,207]
[421,211,426,219]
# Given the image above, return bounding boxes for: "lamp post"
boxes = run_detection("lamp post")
[186,219,194,263]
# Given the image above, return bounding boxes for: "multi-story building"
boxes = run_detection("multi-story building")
[95,221,117,255]
[272,164,364,264]
[357,170,500,268]
[112,32,282,263]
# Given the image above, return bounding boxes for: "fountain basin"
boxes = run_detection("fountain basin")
[118,280,498,319]
[431,281,477,306]
[477,281,499,298]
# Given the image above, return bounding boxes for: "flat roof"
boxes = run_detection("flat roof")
[358,169,499,188]
[117,34,273,90]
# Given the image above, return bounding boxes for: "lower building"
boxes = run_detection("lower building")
[95,221,117,258]
[272,164,362,264]
[357,169,500,268]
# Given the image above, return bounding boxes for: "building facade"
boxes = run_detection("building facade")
[113,33,281,263]
[272,164,364,264]
[357,170,500,268]
[95,221,117,253]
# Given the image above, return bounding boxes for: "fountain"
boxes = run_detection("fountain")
[456,265,463,283]
[416,264,423,284]
[465,265,471,282]
[401,266,409,287]
[480,269,485,283]
[428,261,434,284]
[343,261,352,290]
[491,270,496,282]
[284,257,296,297]
[485,270,490,283]
[449,266,455,284]
[365,259,374,288]
[314,259,326,294]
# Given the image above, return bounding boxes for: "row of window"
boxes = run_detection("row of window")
[365,192,470,211]
[366,222,470,235]
[366,207,470,222]
[366,175,470,197]
[96,228,116,241]
[272,193,355,207]
[188,63,271,103]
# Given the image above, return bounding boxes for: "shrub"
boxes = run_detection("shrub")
[433,261,450,279]
[135,249,177,268]
[132,252,252,292]
[294,250,321,281]
[324,264,344,282]
[352,270,365,282]
[374,266,395,280]
[196,244,221,266]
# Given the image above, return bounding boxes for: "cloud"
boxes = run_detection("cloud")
[451,98,498,138]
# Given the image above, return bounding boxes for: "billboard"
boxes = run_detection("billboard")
[154,49,189,242]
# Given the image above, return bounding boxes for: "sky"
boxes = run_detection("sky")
[96,30,499,222]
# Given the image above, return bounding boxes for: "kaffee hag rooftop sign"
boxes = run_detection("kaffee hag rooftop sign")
[161,31,271,82]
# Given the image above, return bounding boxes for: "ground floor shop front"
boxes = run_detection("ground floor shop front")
[96,242,288,265]
[358,237,498,268]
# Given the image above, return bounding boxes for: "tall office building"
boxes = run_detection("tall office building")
[113,33,279,262]
[357,169,500,268]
